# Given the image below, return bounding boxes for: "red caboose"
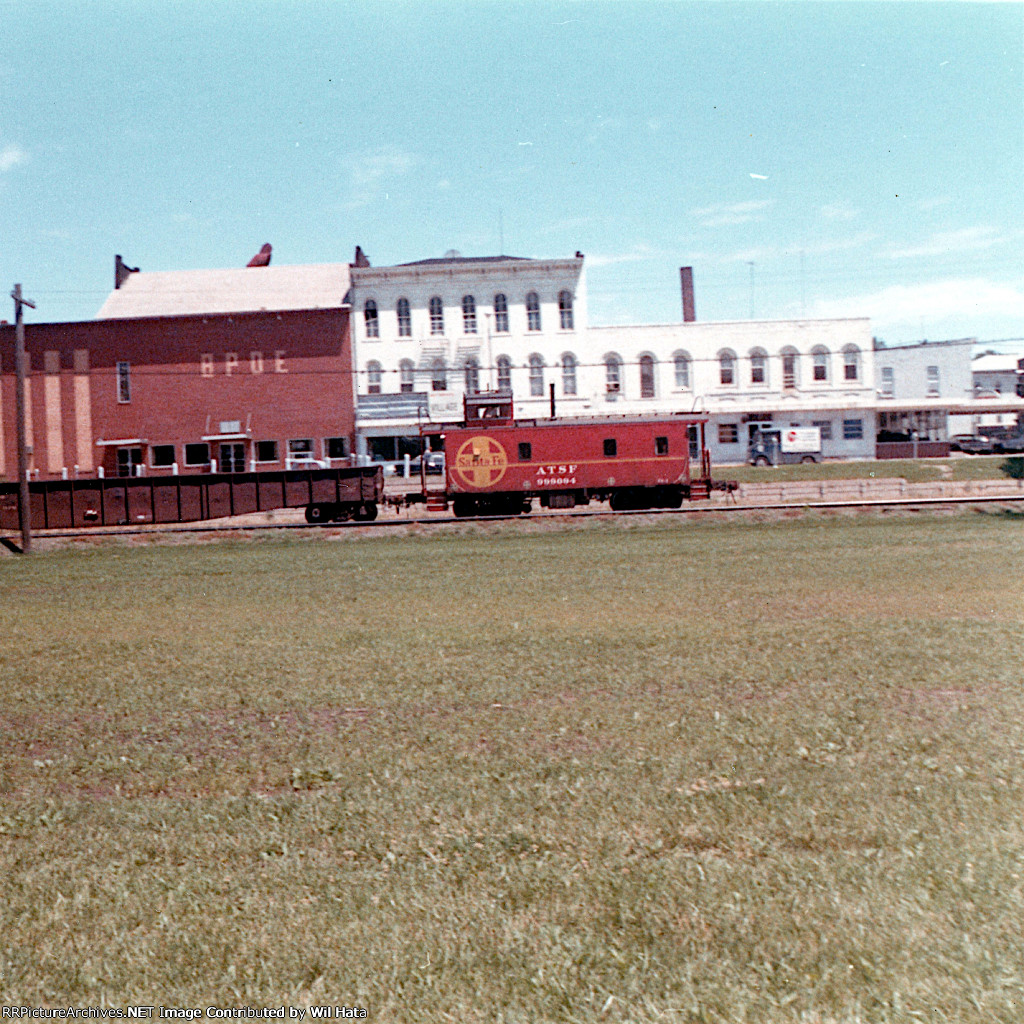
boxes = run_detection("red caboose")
[425,393,712,517]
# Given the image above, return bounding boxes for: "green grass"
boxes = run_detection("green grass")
[2,514,1023,1022]
[721,455,1012,484]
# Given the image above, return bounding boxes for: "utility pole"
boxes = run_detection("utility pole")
[11,284,36,554]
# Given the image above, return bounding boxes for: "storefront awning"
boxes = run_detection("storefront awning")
[95,438,147,446]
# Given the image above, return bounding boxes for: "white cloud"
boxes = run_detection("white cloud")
[342,147,417,208]
[885,226,1002,260]
[692,199,772,228]
[820,202,858,222]
[586,245,659,268]
[808,278,1024,325]
[0,143,28,173]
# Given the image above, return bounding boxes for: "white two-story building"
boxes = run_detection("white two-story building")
[348,251,586,461]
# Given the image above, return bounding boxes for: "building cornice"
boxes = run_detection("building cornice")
[350,257,583,286]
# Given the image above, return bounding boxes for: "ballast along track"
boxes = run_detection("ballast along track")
[6,491,1022,544]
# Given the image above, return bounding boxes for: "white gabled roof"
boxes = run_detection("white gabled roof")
[96,263,352,319]
[972,354,1021,376]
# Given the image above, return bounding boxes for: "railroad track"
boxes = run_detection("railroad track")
[3,491,1022,546]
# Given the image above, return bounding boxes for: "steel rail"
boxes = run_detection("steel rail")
[3,491,1022,543]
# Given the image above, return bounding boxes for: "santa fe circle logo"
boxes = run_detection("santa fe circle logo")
[454,436,509,488]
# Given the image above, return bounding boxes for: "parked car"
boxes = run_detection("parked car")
[410,452,445,475]
[950,435,995,455]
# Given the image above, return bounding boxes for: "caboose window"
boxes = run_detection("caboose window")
[603,438,617,457]
[655,436,669,456]
[518,442,532,460]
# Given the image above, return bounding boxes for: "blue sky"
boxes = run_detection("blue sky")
[2,1,1022,352]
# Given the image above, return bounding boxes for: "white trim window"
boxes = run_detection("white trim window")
[561,352,577,396]
[843,346,860,381]
[718,350,736,386]
[429,296,444,335]
[639,354,656,398]
[496,355,512,391]
[528,354,545,397]
[526,292,541,332]
[927,365,940,396]
[464,357,480,395]
[462,295,477,334]
[397,298,412,338]
[494,294,509,333]
[431,359,447,392]
[366,360,383,395]
[117,361,131,403]
[605,355,622,397]
[399,359,415,394]
[184,442,210,466]
[673,352,691,390]
[781,349,799,389]
[750,349,768,386]
[558,290,574,330]
[364,300,379,338]
[812,347,829,383]
[288,438,315,463]
[880,366,895,397]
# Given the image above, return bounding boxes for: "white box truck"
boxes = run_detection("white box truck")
[748,427,822,466]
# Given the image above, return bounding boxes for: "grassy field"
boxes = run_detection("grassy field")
[1,513,1023,1022]
[720,454,1017,484]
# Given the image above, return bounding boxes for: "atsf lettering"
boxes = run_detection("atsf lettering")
[535,464,577,486]
[200,351,287,378]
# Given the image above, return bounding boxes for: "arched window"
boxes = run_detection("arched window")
[561,353,577,396]
[605,354,622,398]
[843,346,860,381]
[718,350,736,386]
[812,347,829,382]
[639,354,656,398]
[399,359,415,393]
[526,292,541,331]
[528,354,545,396]
[781,348,799,389]
[558,290,574,330]
[462,295,477,334]
[366,360,382,394]
[464,357,480,394]
[429,296,444,335]
[431,358,447,391]
[396,298,411,338]
[496,355,512,392]
[494,294,509,333]
[750,348,768,386]
[364,300,379,339]
[673,351,691,390]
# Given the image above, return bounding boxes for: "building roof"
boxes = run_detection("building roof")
[397,254,533,267]
[972,353,1021,374]
[96,263,352,319]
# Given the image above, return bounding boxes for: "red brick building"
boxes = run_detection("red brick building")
[0,260,355,480]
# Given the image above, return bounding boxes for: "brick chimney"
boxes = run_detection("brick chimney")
[680,266,696,322]
[115,254,139,289]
